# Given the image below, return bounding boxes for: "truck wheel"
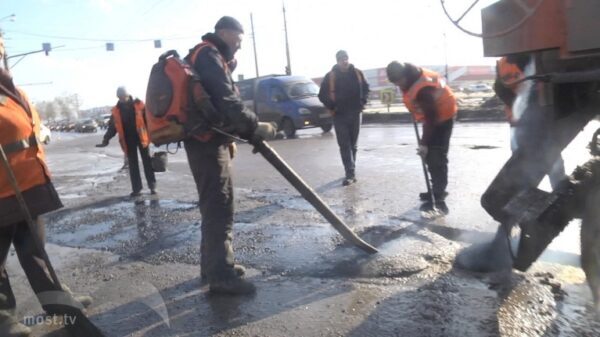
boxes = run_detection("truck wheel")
[281,118,296,138]
[321,124,333,133]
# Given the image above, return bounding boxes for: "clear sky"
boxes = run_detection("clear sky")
[1,0,498,108]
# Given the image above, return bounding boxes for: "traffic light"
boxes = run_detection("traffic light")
[42,43,51,56]
[154,40,162,48]
[106,43,114,51]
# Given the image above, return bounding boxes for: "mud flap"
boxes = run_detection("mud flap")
[505,187,573,271]
[252,139,378,254]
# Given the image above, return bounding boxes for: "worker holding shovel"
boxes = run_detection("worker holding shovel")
[386,61,457,215]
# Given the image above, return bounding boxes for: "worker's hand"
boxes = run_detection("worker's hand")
[95,140,109,148]
[417,145,428,158]
[251,122,277,143]
[228,142,237,159]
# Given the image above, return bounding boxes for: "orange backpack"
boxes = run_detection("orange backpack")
[145,49,216,146]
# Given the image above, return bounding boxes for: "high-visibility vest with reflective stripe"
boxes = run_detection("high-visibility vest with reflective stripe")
[497,57,524,123]
[0,89,51,198]
[327,68,365,114]
[111,99,150,153]
[402,68,457,123]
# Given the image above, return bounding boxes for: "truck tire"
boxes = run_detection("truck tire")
[281,118,296,138]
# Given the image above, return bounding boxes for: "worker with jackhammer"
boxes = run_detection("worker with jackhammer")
[386,61,457,214]
[184,16,275,295]
[495,55,567,189]
[0,35,91,337]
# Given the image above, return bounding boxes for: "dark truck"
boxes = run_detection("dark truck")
[237,75,333,138]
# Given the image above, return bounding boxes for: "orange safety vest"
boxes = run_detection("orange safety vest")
[402,68,457,123]
[111,99,150,153]
[497,57,524,123]
[327,67,365,115]
[0,89,51,198]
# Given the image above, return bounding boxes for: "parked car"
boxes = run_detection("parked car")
[98,113,112,129]
[75,119,98,133]
[58,121,76,132]
[237,75,333,138]
[464,83,492,93]
[39,124,51,144]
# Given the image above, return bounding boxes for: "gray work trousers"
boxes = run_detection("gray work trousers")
[184,140,237,283]
[334,114,362,178]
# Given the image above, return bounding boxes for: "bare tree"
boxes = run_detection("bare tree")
[35,101,58,122]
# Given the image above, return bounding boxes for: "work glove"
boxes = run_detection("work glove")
[228,142,237,159]
[95,139,109,148]
[417,145,428,158]
[251,122,277,144]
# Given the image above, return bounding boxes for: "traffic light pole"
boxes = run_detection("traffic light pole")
[7,45,64,69]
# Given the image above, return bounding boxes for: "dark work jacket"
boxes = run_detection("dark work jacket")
[318,64,370,117]
[186,33,258,142]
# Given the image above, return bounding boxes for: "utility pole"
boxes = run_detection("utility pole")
[443,32,449,82]
[283,2,292,75]
[250,13,259,78]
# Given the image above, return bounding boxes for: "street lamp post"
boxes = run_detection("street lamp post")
[0,14,15,70]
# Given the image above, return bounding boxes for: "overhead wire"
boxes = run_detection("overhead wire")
[4,29,201,42]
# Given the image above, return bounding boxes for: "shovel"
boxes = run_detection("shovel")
[410,116,443,217]
[0,144,106,337]
[211,127,378,254]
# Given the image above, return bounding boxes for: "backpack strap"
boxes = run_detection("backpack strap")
[328,71,336,102]
[0,82,32,118]
[188,42,229,72]
[355,68,364,102]
[1,134,38,154]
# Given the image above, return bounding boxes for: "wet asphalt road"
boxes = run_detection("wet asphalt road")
[6,122,600,336]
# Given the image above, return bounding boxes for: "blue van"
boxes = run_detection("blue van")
[237,75,333,137]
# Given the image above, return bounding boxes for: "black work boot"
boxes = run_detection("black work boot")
[419,191,448,201]
[419,201,434,212]
[130,190,141,197]
[201,264,246,282]
[209,277,256,295]
[149,183,158,195]
[342,174,356,186]
[0,310,31,337]
[435,200,449,215]
[454,227,514,272]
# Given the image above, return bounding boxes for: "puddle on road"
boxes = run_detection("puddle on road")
[45,195,462,280]
[47,199,200,263]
